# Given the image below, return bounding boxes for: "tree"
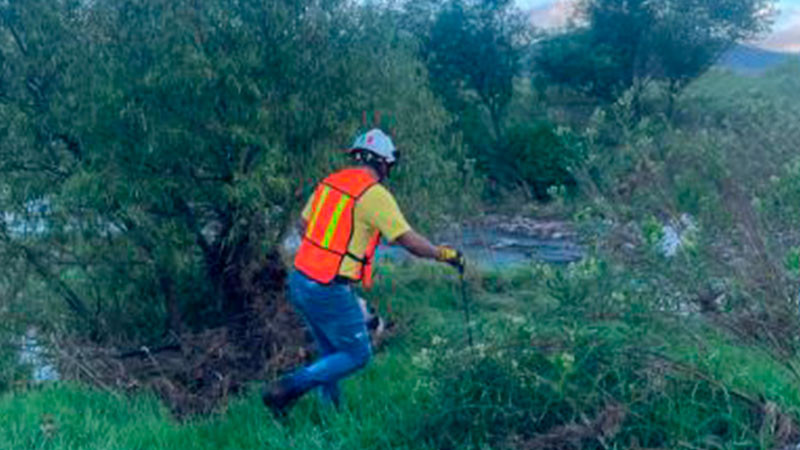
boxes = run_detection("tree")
[0,0,457,350]
[408,0,532,142]
[534,30,623,101]
[534,0,775,103]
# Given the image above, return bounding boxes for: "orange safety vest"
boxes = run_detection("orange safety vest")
[294,168,382,289]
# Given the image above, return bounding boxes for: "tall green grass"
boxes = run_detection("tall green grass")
[0,348,437,450]
[2,263,800,449]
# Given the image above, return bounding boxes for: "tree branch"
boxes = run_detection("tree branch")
[3,16,29,57]
[15,242,90,318]
[177,199,212,258]
[0,161,71,179]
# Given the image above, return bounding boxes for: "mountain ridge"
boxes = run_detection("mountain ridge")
[717,44,799,74]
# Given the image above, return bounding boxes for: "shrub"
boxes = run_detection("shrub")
[481,121,583,200]
[420,318,791,449]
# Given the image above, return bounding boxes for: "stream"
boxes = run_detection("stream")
[376,226,582,267]
[285,216,583,268]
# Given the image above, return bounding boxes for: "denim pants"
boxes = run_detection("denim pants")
[286,270,372,405]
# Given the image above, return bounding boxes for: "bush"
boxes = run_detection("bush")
[0,0,472,346]
[0,336,22,394]
[420,317,795,449]
[481,121,583,200]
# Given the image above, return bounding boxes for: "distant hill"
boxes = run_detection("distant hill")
[718,44,798,74]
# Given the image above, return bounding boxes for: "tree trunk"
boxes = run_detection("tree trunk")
[160,275,182,336]
[203,214,288,332]
[666,80,681,120]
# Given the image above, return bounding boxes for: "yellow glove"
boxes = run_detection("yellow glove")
[436,245,465,271]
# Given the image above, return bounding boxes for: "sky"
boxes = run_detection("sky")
[517,0,800,53]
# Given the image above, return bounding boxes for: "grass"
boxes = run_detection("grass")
[0,263,462,450]
[0,348,434,450]
[3,262,800,449]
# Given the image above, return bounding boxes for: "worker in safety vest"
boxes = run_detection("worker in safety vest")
[262,128,464,417]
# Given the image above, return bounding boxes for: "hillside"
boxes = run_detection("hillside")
[718,44,799,74]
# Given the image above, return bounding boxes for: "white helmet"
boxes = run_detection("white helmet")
[349,129,398,164]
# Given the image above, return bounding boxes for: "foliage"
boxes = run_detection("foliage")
[534,0,775,101]
[3,266,800,449]
[562,64,800,352]
[0,0,466,346]
[481,121,582,200]
[406,0,533,141]
[411,260,800,449]
[534,30,627,102]
[0,330,23,393]
[0,255,34,393]
[425,320,798,448]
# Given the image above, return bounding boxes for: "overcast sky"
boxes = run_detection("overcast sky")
[517,0,800,52]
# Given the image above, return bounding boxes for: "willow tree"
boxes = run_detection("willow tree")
[0,0,455,350]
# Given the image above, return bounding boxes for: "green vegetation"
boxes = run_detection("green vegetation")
[487,121,581,199]
[534,0,773,101]
[2,0,800,447]
[0,0,468,346]
[4,263,800,449]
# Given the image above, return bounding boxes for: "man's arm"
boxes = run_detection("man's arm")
[395,230,464,269]
[361,185,463,268]
[395,230,439,259]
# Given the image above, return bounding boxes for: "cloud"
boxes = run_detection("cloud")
[756,7,800,52]
[527,0,577,29]
[522,0,800,53]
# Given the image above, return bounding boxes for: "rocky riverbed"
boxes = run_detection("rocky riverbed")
[285,215,583,267]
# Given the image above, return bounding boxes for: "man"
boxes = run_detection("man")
[262,128,464,416]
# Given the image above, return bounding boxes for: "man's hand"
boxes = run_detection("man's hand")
[395,231,465,271]
[436,245,465,271]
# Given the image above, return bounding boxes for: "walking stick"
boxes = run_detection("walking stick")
[459,264,473,348]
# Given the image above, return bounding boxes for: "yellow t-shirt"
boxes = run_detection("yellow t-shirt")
[301,183,412,279]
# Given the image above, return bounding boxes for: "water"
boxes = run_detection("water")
[19,329,59,382]
[376,227,582,267]
[287,223,583,268]
[2,199,51,238]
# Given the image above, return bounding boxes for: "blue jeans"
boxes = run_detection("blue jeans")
[285,271,371,406]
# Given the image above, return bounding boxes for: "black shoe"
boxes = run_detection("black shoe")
[262,378,305,418]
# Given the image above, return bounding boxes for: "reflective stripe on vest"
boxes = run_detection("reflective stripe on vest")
[294,168,381,288]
